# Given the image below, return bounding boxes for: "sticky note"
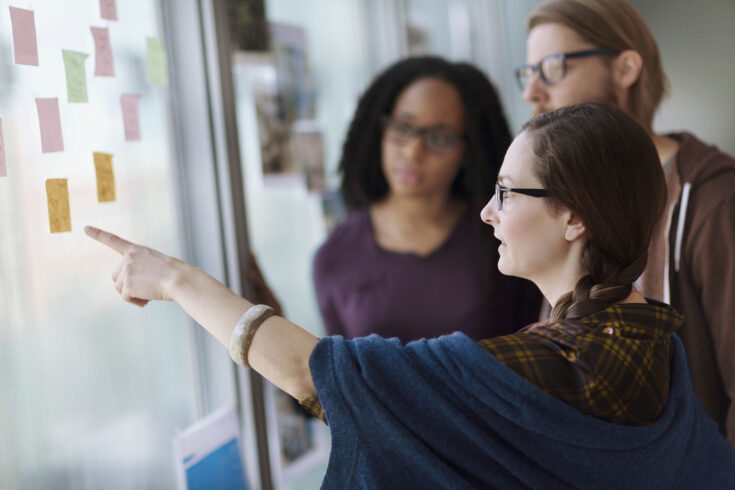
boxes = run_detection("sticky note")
[93,152,115,202]
[100,0,117,20]
[91,27,115,76]
[146,37,169,86]
[35,98,64,153]
[46,179,71,233]
[9,7,39,66]
[62,50,89,103]
[0,119,6,177]
[120,94,141,141]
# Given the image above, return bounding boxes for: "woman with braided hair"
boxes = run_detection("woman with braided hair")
[86,103,735,488]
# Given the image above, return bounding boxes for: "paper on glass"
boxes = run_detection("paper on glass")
[46,179,71,233]
[91,26,115,76]
[9,7,39,66]
[93,152,115,202]
[35,98,64,153]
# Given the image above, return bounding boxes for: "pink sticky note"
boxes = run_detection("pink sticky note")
[9,7,39,66]
[90,27,115,76]
[100,0,117,20]
[35,98,64,153]
[120,94,141,141]
[0,119,7,177]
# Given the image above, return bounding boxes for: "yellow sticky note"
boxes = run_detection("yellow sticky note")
[46,179,71,233]
[93,152,115,202]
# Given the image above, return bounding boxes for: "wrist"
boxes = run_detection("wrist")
[163,258,195,302]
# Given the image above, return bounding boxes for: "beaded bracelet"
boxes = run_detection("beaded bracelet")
[229,304,276,367]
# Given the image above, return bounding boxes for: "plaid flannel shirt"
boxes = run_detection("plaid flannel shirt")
[299,302,680,426]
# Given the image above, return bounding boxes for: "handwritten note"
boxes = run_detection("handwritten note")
[0,119,7,177]
[63,50,89,103]
[93,152,116,202]
[9,7,39,66]
[35,98,64,153]
[146,37,169,86]
[120,94,141,141]
[46,179,72,233]
[100,0,117,20]
[91,27,115,76]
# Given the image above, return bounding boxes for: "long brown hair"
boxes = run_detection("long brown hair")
[522,103,666,320]
[528,0,668,131]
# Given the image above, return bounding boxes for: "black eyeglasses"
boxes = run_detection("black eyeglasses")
[494,182,549,211]
[515,48,619,90]
[382,116,465,154]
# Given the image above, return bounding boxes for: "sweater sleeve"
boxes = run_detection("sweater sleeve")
[690,194,735,445]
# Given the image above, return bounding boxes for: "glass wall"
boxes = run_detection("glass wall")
[226,0,377,487]
[0,1,198,487]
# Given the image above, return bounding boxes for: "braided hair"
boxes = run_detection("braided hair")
[522,103,666,320]
[338,56,511,219]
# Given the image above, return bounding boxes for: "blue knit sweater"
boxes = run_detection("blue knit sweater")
[309,333,735,489]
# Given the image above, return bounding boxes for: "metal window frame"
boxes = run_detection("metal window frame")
[161,0,273,488]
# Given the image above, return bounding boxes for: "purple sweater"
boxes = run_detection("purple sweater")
[312,208,541,342]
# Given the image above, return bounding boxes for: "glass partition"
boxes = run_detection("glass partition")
[0,1,198,488]
[226,0,377,487]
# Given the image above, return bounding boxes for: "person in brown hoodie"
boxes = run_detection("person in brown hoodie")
[515,0,735,447]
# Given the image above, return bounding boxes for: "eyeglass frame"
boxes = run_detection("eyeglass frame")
[494,182,550,211]
[381,115,466,154]
[514,48,619,90]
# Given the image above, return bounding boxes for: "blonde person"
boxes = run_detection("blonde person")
[87,104,734,488]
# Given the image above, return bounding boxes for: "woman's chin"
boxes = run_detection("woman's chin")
[497,259,511,276]
[497,259,527,281]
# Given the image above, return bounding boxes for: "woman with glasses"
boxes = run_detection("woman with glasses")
[86,103,735,487]
[313,56,541,343]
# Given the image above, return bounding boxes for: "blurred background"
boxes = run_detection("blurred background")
[1,0,733,488]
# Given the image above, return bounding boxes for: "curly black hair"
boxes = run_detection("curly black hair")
[339,56,512,217]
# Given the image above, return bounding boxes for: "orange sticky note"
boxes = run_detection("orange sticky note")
[0,118,7,177]
[9,7,39,66]
[46,179,71,233]
[90,26,115,76]
[120,94,141,141]
[100,0,117,20]
[93,152,115,202]
[36,98,64,153]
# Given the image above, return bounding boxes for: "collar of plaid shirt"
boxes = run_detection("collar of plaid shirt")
[484,299,683,425]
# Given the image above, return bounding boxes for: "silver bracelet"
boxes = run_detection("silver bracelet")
[229,304,276,367]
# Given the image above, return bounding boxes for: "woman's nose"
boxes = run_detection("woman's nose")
[480,196,498,225]
[400,133,427,160]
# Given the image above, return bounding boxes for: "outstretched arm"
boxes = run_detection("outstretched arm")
[85,226,318,400]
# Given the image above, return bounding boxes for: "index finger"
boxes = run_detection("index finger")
[85,226,134,255]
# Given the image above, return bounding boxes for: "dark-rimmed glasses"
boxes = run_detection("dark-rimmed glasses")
[495,182,549,211]
[382,116,465,154]
[515,48,618,90]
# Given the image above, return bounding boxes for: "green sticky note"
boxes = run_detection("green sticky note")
[146,37,169,86]
[62,50,89,103]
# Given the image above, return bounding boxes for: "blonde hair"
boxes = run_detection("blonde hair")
[528,0,668,131]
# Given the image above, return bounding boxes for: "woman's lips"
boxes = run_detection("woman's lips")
[396,169,421,185]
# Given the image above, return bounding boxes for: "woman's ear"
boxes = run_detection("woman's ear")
[564,212,586,242]
[612,49,643,90]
